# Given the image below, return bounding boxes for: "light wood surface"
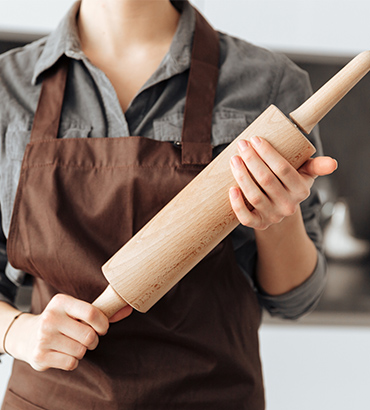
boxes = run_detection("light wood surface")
[92,284,128,318]
[94,51,370,317]
[97,106,315,315]
[290,50,370,134]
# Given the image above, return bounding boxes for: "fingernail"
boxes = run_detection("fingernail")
[251,136,261,147]
[231,155,242,168]
[237,139,249,152]
[230,187,239,200]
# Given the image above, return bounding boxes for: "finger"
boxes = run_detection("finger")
[229,186,258,227]
[48,333,88,360]
[109,305,133,323]
[248,136,301,190]
[58,295,109,336]
[236,139,287,201]
[300,156,338,177]
[57,318,100,350]
[45,295,105,349]
[31,350,79,372]
[40,307,100,351]
[230,153,269,210]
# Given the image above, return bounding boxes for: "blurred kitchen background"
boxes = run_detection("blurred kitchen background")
[1,1,370,409]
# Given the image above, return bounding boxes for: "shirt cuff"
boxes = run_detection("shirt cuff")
[257,251,327,320]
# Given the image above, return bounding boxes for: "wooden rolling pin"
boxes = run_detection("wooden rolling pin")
[93,50,370,318]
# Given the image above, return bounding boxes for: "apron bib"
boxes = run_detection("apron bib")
[3,9,264,410]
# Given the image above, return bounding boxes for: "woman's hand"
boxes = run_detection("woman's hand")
[229,136,337,229]
[5,294,130,372]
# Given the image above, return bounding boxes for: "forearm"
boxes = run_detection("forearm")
[254,208,318,296]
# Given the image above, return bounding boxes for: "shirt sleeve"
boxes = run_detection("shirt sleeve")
[233,53,327,320]
[257,243,327,320]
[256,189,327,320]
[0,210,18,306]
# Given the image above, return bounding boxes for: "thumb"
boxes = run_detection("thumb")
[109,305,133,323]
[300,156,338,177]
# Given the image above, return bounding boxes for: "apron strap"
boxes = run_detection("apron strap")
[30,56,69,142]
[181,10,220,165]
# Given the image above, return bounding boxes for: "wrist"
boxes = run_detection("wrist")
[3,312,32,359]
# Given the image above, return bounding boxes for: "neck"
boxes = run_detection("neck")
[78,0,180,57]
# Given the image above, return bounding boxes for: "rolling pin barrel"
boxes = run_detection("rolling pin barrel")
[95,106,316,315]
[94,50,370,317]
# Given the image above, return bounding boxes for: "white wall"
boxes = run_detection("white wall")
[0,0,75,34]
[1,0,369,56]
[260,324,370,410]
[200,0,370,57]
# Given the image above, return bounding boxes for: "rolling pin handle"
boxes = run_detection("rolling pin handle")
[92,284,128,319]
[289,50,370,134]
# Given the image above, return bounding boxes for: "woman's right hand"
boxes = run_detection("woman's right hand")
[5,294,114,372]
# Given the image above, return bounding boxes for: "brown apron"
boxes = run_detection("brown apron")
[3,9,264,410]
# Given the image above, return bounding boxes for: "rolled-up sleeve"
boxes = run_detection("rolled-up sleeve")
[234,177,327,320]
[233,52,327,320]
[257,250,326,320]
[234,190,327,320]
[0,211,18,306]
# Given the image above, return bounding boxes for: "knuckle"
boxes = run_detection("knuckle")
[286,204,297,216]
[82,327,98,348]
[232,200,242,213]
[255,141,267,155]
[242,152,254,163]
[50,293,66,308]
[280,203,295,217]
[267,208,284,224]
[276,162,291,177]
[234,168,248,186]
[254,217,269,230]
[279,198,297,217]
[32,348,47,369]
[82,306,108,335]
[239,147,253,162]
[293,184,310,203]
[101,319,109,335]
[39,311,56,333]
[83,306,98,324]
[64,357,79,372]
[75,345,87,360]
[248,192,263,207]
[301,187,311,201]
[31,362,48,372]
[239,215,252,227]
[271,214,282,225]
[230,196,243,213]
[237,209,255,227]
[259,172,274,188]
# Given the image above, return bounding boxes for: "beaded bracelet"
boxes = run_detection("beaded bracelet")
[2,312,26,357]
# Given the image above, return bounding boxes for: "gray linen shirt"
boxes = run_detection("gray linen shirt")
[0,1,326,319]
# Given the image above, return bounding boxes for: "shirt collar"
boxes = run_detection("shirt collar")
[32,0,196,86]
[32,1,83,85]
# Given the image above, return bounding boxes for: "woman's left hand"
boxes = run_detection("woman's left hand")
[229,136,337,230]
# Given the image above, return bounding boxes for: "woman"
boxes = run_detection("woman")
[0,0,336,409]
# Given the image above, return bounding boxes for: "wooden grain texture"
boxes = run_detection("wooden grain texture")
[93,50,370,317]
[290,50,370,134]
[98,105,315,314]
